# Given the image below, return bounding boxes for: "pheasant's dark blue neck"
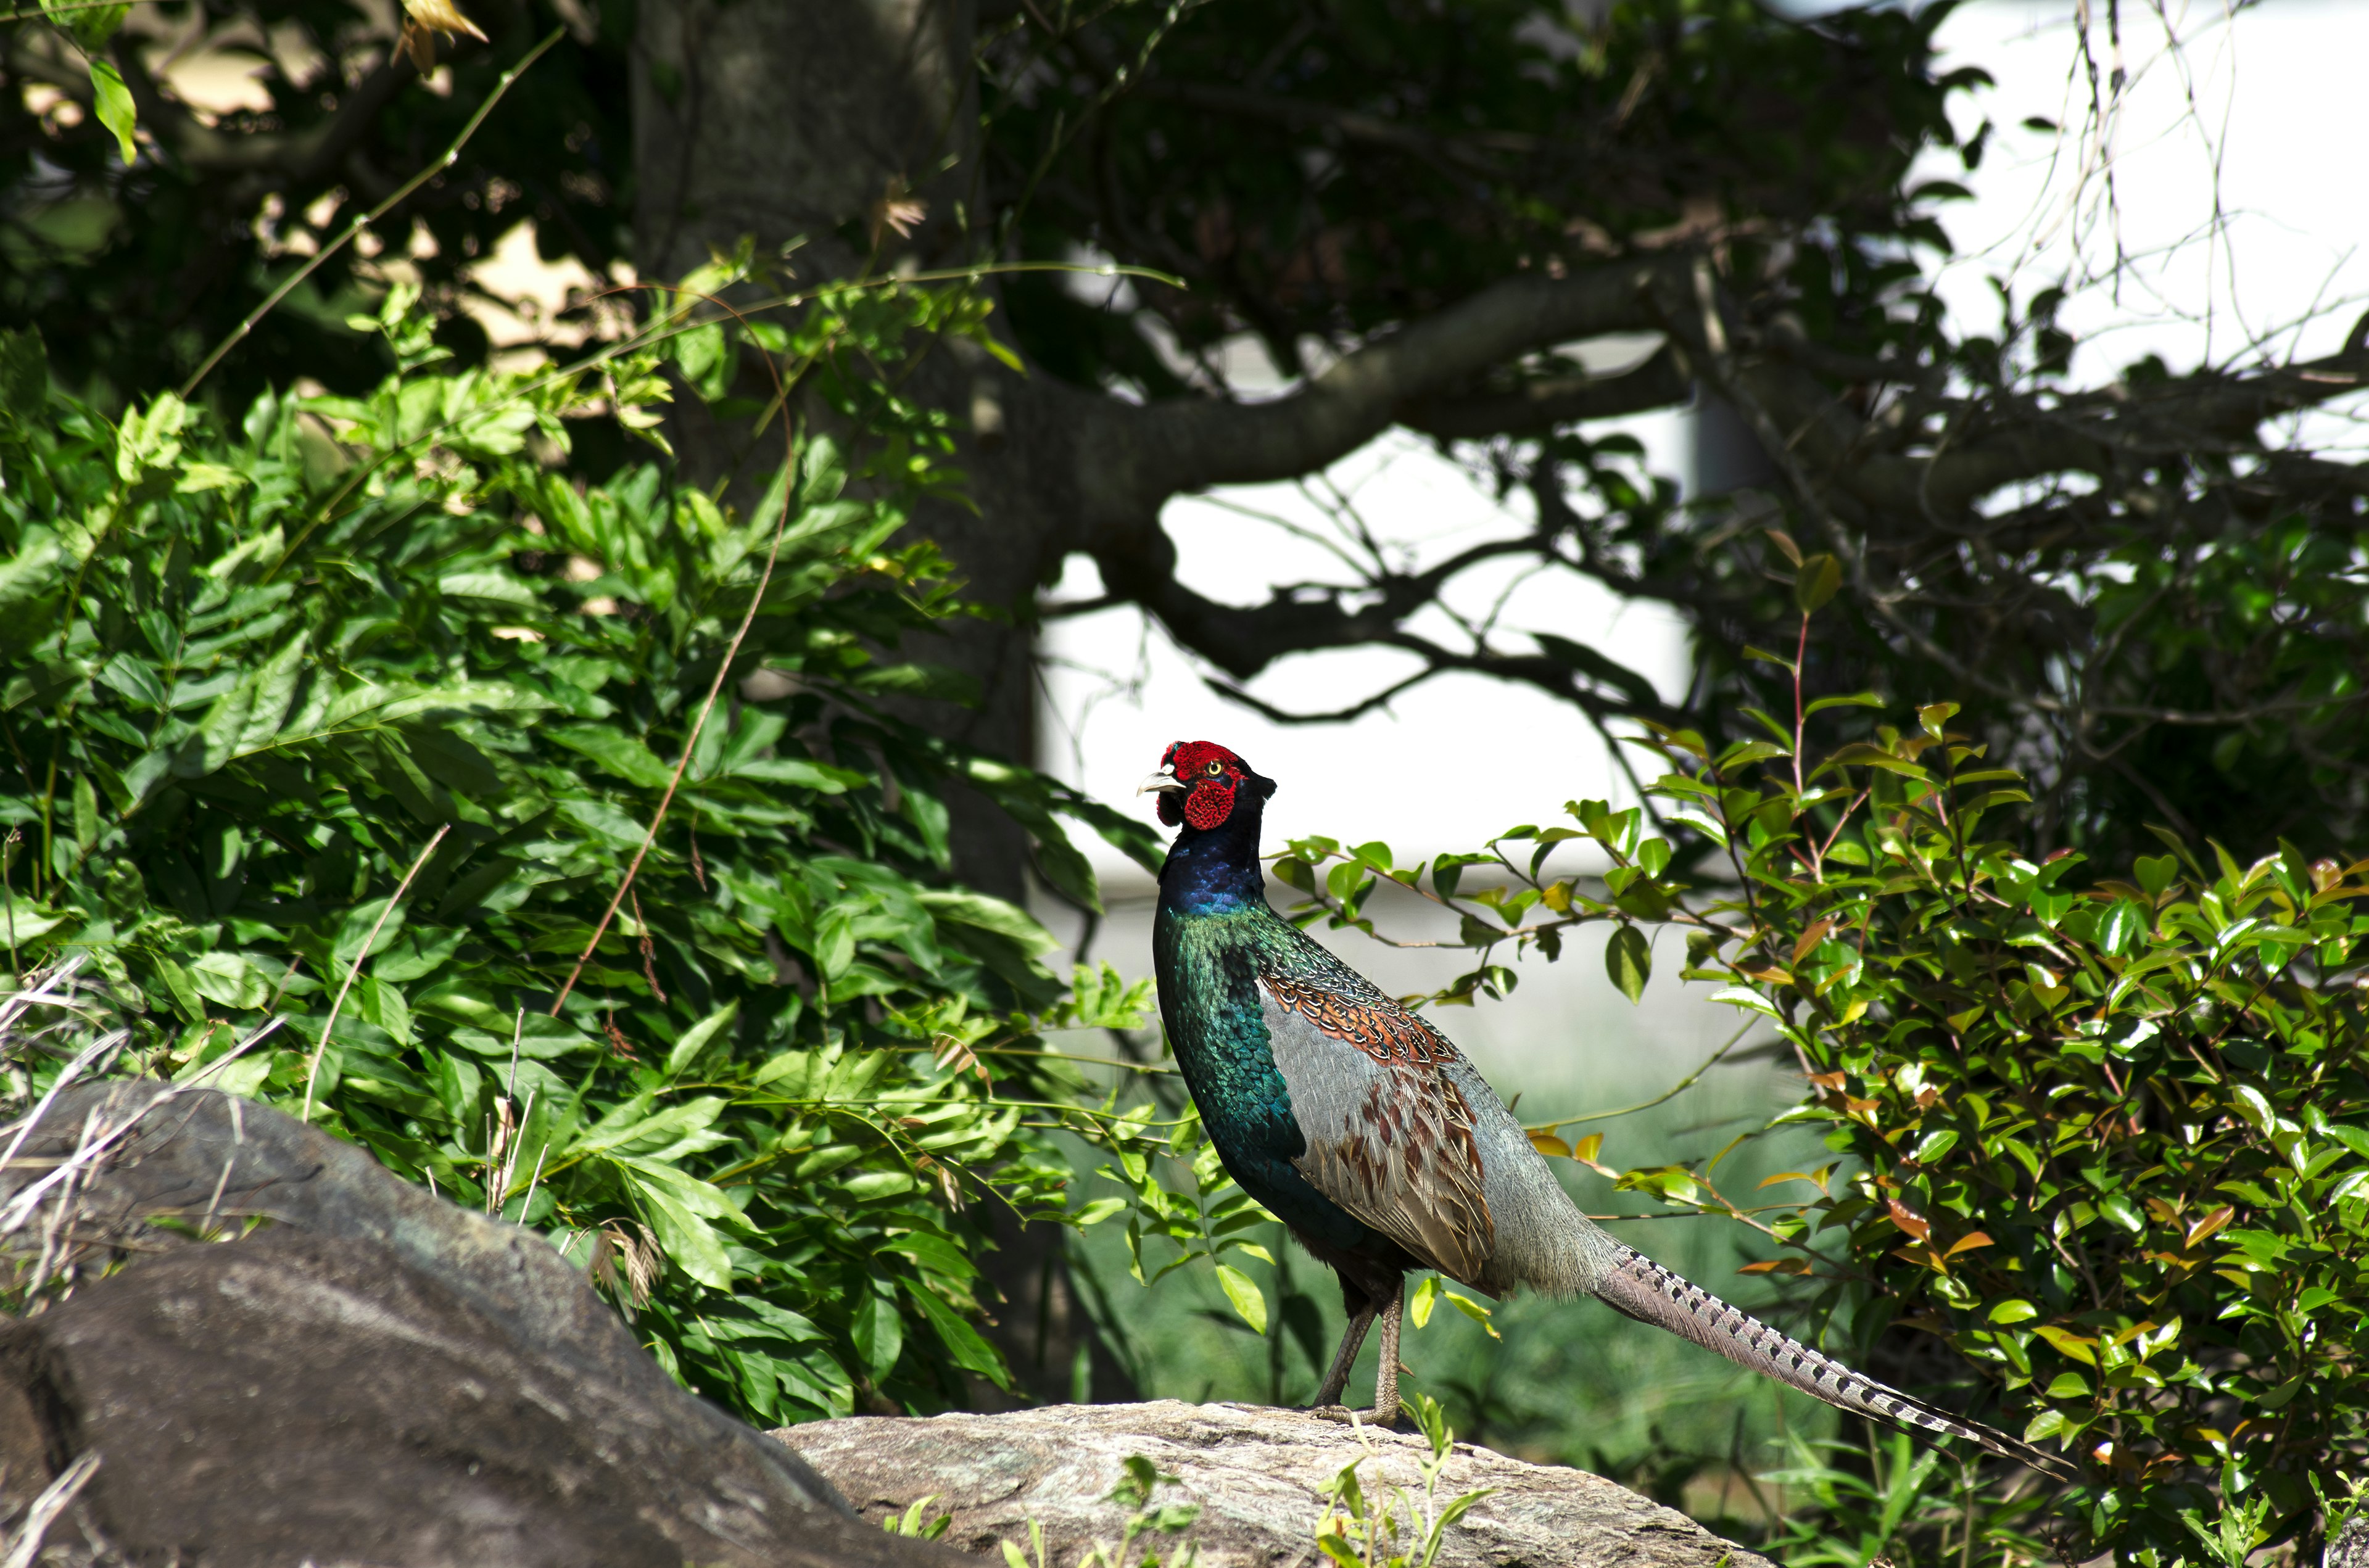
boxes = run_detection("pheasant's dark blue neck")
[1158,799,1271,917]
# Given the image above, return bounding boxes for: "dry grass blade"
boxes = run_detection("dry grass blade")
[0,999,123,1176]
[0,1084,176,1240]
[0,1449,101,1568]
[304,823,450,1123]
[0,953,91,1039]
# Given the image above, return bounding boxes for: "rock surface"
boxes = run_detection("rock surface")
[0,1079,952,1568]
[774,1402,1769,1568]
[0,1080,1759,1568]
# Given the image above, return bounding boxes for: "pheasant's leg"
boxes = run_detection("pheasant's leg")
[1365,1279,1406,1426]
[1309,1300,1379,1409]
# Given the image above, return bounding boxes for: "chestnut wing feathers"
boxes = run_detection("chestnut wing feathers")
[1257,970,1496,1287]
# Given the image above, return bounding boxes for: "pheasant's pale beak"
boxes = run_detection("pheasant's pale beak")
[1136,769,1186,795]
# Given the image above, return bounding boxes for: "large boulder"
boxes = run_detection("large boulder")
[0,1078,946,1568]
[773,1402,1770,1568]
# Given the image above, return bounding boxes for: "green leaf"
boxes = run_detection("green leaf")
[1660,805,1727,846]
[1444,1289,1500,1339]
[88,60,136,164]
[906,1284,1010,1386]
[547,724,676,788]
[915,889,1059,952]
[616,1155,743,1290]
[72,772,98,849]
[1604,925,1651,1004]
[188,951,270,1009]
[1214,1262,1268,1334]
[437,571,540,607]
[1793,553,1842,614]
[665,1001,737,1078]
[1707,984,1779,1018]
[851,1290,904,1380]
[2096,899,2146,955]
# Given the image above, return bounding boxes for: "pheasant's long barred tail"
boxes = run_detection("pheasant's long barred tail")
[1595,1246,2079,1483]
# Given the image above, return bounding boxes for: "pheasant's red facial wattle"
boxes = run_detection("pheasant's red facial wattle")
[1139,740,1257,830]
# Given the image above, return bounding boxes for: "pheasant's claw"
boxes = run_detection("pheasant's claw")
[1300,1403,1404,1430]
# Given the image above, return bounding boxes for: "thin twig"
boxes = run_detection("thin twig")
[304,824,450,1123]
[513,1135,550,1221]
[1,828,19,982]
[198,1094,246,1238]
[178,28,566,397]
[1524,1020,1753,1134]
[549,334,804,1018]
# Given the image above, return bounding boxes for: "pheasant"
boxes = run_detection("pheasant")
[1139,739,2072,1479]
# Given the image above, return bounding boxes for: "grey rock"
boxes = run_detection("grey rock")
[772,1401,1767,1568]
[0,1079,956,1568]
[2330,1513,2369,1568]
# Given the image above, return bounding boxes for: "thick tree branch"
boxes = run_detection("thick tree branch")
[1399,344,1692,439]
[1081,256,1683,509]
[1717,307,2369,524]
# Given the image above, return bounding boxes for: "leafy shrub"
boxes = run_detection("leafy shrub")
[0,271,1225,1418]
[1275,598,2369,1566]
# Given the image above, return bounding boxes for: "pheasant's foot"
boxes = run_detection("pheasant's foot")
[1300,1402,1405,1429]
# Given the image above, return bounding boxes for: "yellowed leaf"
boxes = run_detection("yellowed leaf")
[402,0,487,38]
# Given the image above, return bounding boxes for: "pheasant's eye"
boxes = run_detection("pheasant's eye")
[1204,760,1224,777]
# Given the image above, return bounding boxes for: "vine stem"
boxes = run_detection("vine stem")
[178,27,565,399]
[303,823,450,1123]
[548,297,804,1017]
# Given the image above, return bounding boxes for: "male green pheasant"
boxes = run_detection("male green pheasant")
[1141,739,2071,1478]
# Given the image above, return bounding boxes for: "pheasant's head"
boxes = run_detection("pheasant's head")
[1138,741,1271,830]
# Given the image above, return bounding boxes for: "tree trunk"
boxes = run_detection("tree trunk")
[632,0,1081,909]
[631,0,1129,1404]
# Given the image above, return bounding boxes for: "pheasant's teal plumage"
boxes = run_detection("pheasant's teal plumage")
[1141,740,2073,1480]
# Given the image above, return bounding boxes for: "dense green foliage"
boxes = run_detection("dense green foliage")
[1275,596,2369,1566]
[0,273,1253,1417]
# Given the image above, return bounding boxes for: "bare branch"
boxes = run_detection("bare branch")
[1399,344,1692,440]
[1080,256,1682,508]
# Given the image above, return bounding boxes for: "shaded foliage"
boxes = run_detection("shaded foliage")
[0,0,626,406]
[0,274,1270,1419]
